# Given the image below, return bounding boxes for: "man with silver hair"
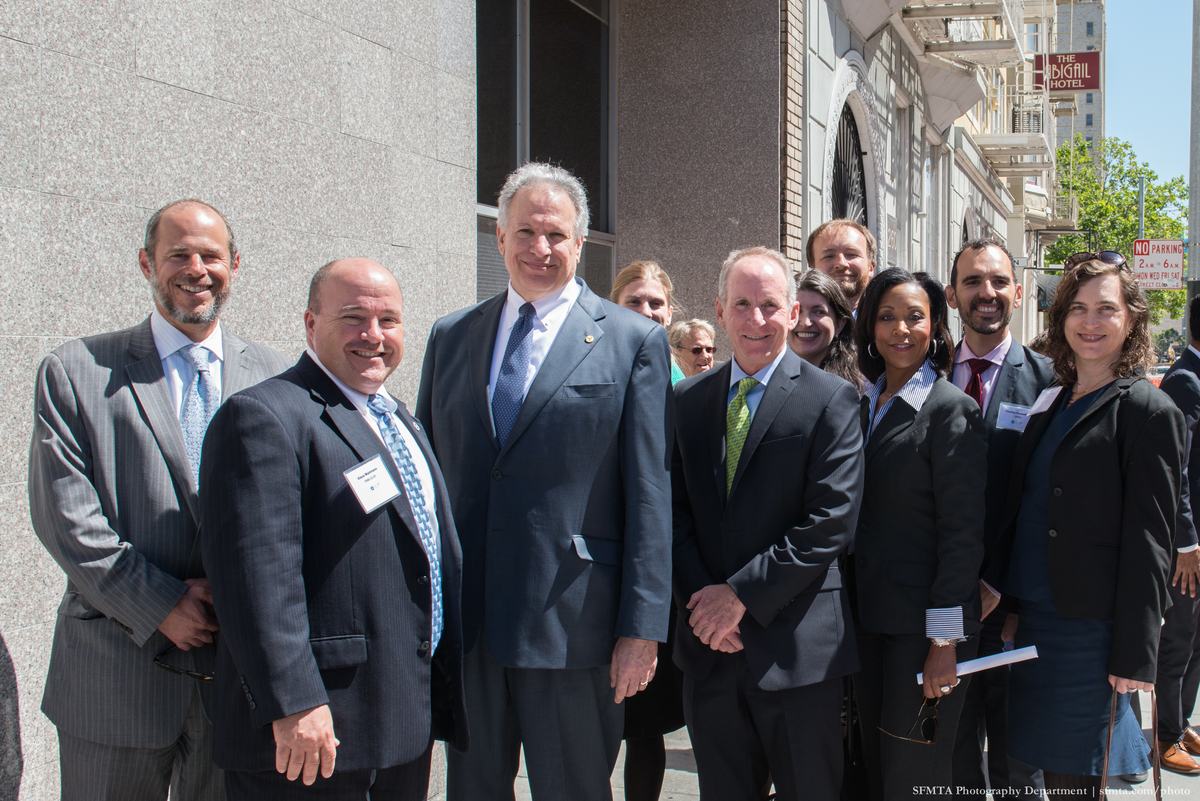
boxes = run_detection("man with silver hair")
[416,162,674,800]
[28,199,288,800]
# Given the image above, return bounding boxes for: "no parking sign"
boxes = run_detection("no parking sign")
[1133,239,1184,289]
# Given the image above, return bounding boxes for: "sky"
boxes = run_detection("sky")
[1104,0,1192,183]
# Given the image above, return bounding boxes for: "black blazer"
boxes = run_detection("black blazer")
[985,377,1186,682]
[972,342,1056,569]
[200,355,468,772]
[672,350,863,691]
[1160,348,1200,551]
[853,377,988,635]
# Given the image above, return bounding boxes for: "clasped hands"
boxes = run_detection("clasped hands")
[687,583,746,653]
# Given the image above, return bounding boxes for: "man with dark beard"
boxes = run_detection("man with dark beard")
[806,219,876,315]
[28,199,288,801]
[945,238,1053,800]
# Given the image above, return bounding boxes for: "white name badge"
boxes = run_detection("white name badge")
[996,402,1033,432]
[343,454,401,513]
[1028,386,1063,415]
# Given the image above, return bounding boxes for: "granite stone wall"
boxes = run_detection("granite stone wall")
[0,2,476,797]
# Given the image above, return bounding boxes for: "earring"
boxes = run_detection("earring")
[868,343,878,358]
[928,339,939,356]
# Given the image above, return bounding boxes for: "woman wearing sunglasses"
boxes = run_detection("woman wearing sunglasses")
[850,269,988,800]
[984,254,1185,797]
[789,269,865,391]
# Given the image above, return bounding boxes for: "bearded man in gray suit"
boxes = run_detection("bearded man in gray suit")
[28,200,289,801]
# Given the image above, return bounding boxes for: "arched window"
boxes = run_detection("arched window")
[832,104,868,226]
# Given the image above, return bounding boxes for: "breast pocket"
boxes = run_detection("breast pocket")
[562,382,618,400]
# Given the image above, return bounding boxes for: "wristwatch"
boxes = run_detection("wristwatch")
[930,637,964,647]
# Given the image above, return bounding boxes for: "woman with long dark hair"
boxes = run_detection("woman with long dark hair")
[790,269,864,390]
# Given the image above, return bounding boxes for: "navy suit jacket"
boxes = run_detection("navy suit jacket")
[1160,347,1200,551]
[200,355,467,772]
[415,279,674,669]
[671,350,863,690]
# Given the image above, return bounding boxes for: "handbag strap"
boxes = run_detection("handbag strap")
[1100,688,1163,801]
[1100,689,1116,801]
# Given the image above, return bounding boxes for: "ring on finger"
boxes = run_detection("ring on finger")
[940,685,951,693]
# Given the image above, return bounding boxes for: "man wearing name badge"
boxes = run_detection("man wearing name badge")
[28,199,289,801]
[200,259,467,799]
[807,219,877,316]
[672,247,863,800]
[1152,295,1200,775]
[944,238,1054,799]
[416,162,673,801]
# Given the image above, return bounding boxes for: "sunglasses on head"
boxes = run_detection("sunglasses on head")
[1063,251,1127,271]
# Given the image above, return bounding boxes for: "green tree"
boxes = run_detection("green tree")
[1047,136,1189,323]
[1154,327,1183,361]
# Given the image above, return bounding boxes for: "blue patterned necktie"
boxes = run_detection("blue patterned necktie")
[491,302,537,447]
[178,344,220,482]
[366,394,442,650]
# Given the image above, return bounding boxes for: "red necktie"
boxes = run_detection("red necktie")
[964,358,991,409]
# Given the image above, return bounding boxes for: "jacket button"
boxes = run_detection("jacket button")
[418,575,429,585]
[1049,529,1058,538]
[858,557,867,568]
[492,470,502,480]
[418,641,431,653]
[249,701,256,710]
[860,522,869,532]
[1053,487,1063,497]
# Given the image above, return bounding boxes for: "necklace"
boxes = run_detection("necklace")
[1069,375,1112,404]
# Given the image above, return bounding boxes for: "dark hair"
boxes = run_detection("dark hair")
[143,199,237,265]
[805,218,877,268]
[950,237,1016,287]
[1190,294,1200,342]
[855,269,955,383]
[307,259,339,312]
[796,270,864,390]
[1043,258,1153,385]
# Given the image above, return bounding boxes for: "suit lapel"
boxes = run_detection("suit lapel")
[467,294,506,442]
[220,331,260,396]
[706,362,733,504]
[125,319,199,517]
[729,352,802,498]
[864,394,917,464]
[1058,377,1131,440]
[984,341,1025,428]
[498,284,604,456]
[998,385,1063,532]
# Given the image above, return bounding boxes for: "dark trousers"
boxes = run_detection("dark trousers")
[224,746,432,800]
[854,631,978,801]
[951,615,1043,798]
[58,686,222,801]
[445,636,623,801]
[683,652,843,801]
[1156,574,1200,740]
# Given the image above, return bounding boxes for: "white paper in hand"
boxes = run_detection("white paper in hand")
[344,454,401,513]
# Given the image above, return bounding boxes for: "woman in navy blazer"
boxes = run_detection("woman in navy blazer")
[985,257,1185,797]
[850,269,988,800]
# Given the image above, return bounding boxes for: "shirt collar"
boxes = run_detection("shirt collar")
[955,333,1011,366]
[865,360,939,413]
[504,277,582,326]
[1188,345,1200,361]
[730,347,788,392]
[305,347,396,416]
[150,308,223,363]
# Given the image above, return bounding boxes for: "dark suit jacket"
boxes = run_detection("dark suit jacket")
[415,279,674,669]
[984,377,1185,682]
[200,355,467,773]
[1160,348,1200,551]
[671,351,863,690]
[28,317,288,748]
[971,342,1056,569]
[853,377,988,635]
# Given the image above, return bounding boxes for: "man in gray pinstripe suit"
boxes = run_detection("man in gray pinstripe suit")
[28,199,290,801]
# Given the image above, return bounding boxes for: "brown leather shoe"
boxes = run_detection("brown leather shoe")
[1159,741,1200,775]
[1182,727,1200,756]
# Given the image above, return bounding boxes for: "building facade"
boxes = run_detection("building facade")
[1055,0,1106,147]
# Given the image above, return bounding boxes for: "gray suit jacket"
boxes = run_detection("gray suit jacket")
[415,279,674,669]
[28,317,288,748]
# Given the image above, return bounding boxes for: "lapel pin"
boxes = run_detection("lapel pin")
[585,334,594,343]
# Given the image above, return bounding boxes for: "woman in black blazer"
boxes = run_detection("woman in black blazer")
[985,256,1185,797]
[851,269,988,800]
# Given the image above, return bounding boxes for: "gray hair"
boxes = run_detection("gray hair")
[668,319,716,349]
[717,246,798,307]
[497,162,590,240]
[143,199,237,265]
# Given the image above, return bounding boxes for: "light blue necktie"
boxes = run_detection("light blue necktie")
[178,344,220,482]
[491,302,537,447]
[366,394,442,651]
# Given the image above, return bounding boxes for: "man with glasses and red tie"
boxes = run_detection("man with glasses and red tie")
[944,238,1054,799]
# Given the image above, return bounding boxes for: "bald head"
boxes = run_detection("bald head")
[304,258,405,394]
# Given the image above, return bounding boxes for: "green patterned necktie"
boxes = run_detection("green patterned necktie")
[725,377,760,494]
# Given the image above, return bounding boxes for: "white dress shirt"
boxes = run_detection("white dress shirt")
[487,278,583,407]
[950,334,1012,415]
[150,309,224,417]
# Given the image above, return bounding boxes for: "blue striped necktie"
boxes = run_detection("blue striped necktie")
[491,302,537,446]
[178,343,220,482]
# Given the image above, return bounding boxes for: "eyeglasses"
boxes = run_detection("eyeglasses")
[154,643,213,682]
[1064,251,1127,271]
[677,346,715,355]
[880,697,938,745]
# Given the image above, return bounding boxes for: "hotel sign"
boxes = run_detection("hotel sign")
[1034,52,1101,91]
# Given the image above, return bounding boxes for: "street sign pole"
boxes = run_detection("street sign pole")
[1188,0,1200,338]
[1138,175,1145,240]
